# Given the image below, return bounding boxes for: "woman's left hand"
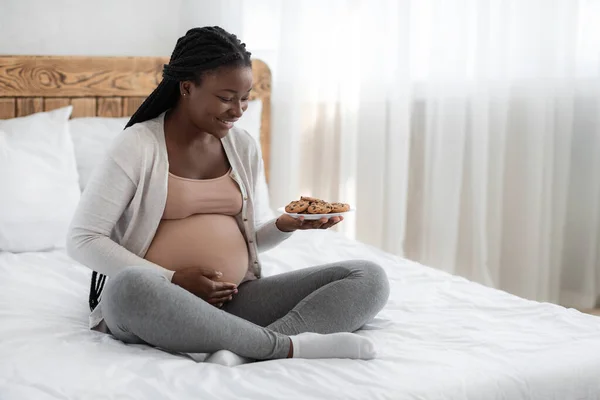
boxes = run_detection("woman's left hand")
[276,214,343,232]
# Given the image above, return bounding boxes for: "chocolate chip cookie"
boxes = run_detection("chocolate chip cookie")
[285,200,310,214]
[330,202,350,213]
[300,196,323,203]
[307,202,331,214]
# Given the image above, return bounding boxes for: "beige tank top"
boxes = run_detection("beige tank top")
[144,169,251,285]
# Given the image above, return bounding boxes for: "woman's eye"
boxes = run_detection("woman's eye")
[218,96,233,103]
[241,97,249,102]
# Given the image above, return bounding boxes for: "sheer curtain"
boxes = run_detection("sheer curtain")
[242,0,600,308]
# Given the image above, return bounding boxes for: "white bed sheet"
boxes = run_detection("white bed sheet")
[1,230,600,400]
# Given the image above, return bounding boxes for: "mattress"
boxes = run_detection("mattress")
[1,229,600,400]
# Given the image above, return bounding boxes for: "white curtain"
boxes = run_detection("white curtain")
[242,0,600,308]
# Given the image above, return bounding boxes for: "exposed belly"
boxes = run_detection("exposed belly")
[144,214,249,285]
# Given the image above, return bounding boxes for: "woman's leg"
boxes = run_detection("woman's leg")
[222,260,390,335]
[101,266,290,360]
[101,266,376,363]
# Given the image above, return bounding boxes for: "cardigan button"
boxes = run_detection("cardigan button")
[243,218,248,221]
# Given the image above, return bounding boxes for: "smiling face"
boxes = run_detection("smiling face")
[179,65,253,139]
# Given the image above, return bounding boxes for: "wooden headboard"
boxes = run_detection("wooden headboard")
[0,55,272,181]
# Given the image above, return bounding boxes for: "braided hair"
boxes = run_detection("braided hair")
[88,26,252,311]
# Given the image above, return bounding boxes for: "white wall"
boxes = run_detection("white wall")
[0,0,243,56]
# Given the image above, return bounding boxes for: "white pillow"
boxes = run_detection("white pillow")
[68,116,129,190]
[0,106,80,252]
[236,99,275,222]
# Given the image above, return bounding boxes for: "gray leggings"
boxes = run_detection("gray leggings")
[102,260,390,360]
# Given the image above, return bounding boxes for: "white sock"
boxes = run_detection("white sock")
[204,350,252,367]
[290,332,376,360]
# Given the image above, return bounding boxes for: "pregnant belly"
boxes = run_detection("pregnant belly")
[144,214,249,285]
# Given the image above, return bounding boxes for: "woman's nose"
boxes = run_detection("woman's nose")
[230,101,243,117]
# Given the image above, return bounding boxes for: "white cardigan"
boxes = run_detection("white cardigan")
[67,112,292,328]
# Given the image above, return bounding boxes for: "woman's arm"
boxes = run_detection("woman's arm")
[248,141,292,252]
[66,153,174,281]
[255,217,293,253]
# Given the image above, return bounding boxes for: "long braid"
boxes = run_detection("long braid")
[89,26,252,311]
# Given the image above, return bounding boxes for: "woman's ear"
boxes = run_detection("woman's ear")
[180,81,193,97]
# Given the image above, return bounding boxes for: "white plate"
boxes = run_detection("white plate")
[277,207,356,220]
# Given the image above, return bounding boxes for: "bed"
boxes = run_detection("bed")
[2,56,600,400]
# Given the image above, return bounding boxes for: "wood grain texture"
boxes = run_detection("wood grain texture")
[44,98,71,112]
[0,56,166,97]
[97,98,123,117]
[0,55,272,182]
[70,97,97,118]
[16,97,43,116]
[250,59,272,182]
[122,97,145,117]
[0,98,16,119]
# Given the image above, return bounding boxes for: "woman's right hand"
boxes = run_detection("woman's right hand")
[172,267,238,307]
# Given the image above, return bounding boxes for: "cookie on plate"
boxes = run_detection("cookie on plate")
[285,200,310,214]
[330,202,350,213]
[301,195,323,203]
[307,202,331,214]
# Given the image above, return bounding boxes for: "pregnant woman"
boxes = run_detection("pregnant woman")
[67,26,389,366]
